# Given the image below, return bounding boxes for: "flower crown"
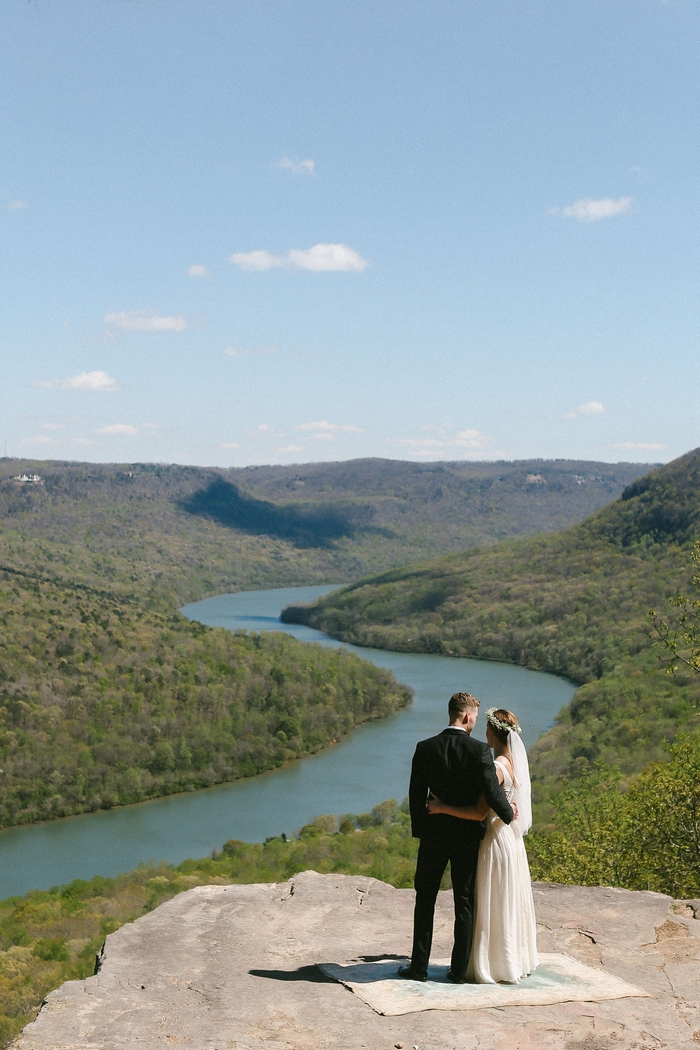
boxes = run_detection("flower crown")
[485,708,522,735]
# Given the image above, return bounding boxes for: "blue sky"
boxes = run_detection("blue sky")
[1,0,697,467]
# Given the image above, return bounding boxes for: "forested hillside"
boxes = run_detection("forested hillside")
[285,449,700,819]
[0,451,666,830]
[0,561,410,828]
[0,456,649,603]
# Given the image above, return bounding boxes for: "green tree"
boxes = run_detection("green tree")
[651,539,700,677]
[624,735,700,898]
[528,735,700,898]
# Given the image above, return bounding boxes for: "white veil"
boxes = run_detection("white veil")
[508,730,532,835]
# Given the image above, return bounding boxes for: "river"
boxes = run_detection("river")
[0,586,576,898]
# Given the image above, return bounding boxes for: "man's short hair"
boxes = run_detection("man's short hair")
[448,691,480,719]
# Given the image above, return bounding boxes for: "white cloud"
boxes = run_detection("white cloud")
[566,401,605,419]
[222,442,242,450]
[278,444,303,453]
[288,243,368,271]
[104,309,188,332]
[549,197,632,222]
[223,344,278,356]
[229,250,285,272]
[275,157,315,176]
[229,243,368,273]
[7,199,26,210]
[610,442,666,451]
[187,264,210,278]
[296,420,366,434]
[42,423,65,431]
[95,424,139,436]
[35,370,121,392]
[94,422,159,437]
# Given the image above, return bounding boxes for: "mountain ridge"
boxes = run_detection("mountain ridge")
[0,456,652,604]
[283,449,700,814]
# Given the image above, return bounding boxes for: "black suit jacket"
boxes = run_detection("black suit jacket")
[409,728,514,840]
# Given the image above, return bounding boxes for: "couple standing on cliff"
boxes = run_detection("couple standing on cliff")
[398,691,538,984]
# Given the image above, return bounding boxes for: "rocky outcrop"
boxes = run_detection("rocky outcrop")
[12,872,700,1050]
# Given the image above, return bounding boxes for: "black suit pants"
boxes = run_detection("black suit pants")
[410,829,481,979]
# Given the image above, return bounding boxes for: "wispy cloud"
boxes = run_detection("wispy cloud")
[229,243,368,273]
[610,441,665,451]
[21,434,55,446]
[549,197,632,222]
[187,264,210,278]
[296,420,367,440]
[7,199,26,211]
[393,426,494,458]
[278,444,303,453]
[223,344,278,356]
[275,157,315,176]
[42,423,65,431]
[96,424,139,436]
[222,442,242,450]
[105,309,188,332]
[253,423,285,438]
[95,422,158,437]
[35,370,121,392]
[229,250,284,272]
[566,401,604,419]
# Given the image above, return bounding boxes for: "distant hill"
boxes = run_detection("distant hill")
[284,449,700,820]
[0,456,652,603]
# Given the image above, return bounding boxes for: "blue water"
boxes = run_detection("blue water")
[0,586,576,898]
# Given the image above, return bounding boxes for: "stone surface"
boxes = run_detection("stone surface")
[11,872,700,1050]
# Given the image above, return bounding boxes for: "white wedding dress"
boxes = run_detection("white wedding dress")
[467,758,539,983]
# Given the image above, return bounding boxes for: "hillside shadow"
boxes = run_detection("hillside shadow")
[179,478,360,548]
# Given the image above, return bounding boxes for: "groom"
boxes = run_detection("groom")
[398,691,514,983]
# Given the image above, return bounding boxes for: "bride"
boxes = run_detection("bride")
[427,707,538,984]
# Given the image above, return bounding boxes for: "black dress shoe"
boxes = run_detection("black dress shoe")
[445,968,469,984]
[397,964,428,982]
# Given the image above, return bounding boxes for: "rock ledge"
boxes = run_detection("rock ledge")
[12,872,700,1050]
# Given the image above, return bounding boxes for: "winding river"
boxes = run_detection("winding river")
[0,586,576,898]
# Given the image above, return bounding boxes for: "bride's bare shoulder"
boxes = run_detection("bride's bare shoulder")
[495,755,514,778]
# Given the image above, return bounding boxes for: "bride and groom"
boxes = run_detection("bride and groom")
[398,691,538,985]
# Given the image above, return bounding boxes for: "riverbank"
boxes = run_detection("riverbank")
[0,570,410,832]
[0,800,412,1045]
[0,586,575,899]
